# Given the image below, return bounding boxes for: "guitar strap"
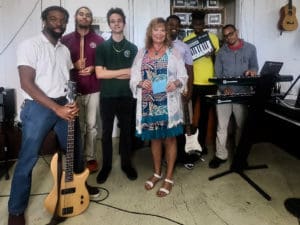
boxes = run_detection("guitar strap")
[46,149,66,225]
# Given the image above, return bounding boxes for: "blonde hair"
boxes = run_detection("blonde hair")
[145,17,172,50]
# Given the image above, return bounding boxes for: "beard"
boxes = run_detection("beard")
[170,32,177,40]
[44,26,65,39]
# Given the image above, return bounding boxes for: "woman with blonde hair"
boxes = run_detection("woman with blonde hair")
[130,17,187,197]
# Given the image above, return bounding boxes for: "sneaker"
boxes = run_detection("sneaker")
[284,198,300,219]
[86,160,99,173]
[8,213,25,225]
[183,163,195,170]
[86,183,100,199]
[96,167,111,184]
[121,166,138,180]
[209,156,227,169]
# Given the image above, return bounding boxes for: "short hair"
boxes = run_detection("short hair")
[222,24,237,32]
[145,17,172,49]
[166,15,181,24]
[191,11,205,21]
[106,7,126,25]
[41,6,69,23]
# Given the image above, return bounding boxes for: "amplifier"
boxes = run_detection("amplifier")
[0,89,16,123]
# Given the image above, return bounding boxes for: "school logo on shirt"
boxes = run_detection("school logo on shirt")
[89,42,97,48]
[124,50,131,58]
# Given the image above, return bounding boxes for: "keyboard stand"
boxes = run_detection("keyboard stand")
[209,74,278,201]
[208,103,272,201]
[209,163,271,201]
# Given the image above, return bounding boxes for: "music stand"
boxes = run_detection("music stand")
[208,74,278,201]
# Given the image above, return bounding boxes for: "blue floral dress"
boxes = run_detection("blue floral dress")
[137,50,183,141]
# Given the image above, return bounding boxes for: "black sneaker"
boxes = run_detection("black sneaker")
[284,198,300,219]
[86,183,100,199]
[209,156,227,169]
[121,166,138,180]
[96,167,111,184]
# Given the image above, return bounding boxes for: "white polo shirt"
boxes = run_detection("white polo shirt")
[17,33,73,100]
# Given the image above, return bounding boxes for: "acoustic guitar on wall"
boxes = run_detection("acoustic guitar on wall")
[278,0,298,31]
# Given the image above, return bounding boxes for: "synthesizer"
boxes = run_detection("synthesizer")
[208,75,293,85]
[185,32,214,60]
[205,93,284,104]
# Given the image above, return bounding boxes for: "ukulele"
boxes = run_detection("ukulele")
[278,0,298,31]
[44,81,90,217]
[182,95,202,153]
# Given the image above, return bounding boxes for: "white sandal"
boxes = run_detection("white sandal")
[145,173,162,190]
[157,178,174,197]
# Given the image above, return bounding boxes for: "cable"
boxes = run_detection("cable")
[1,157,184,224]
[91,200,184,225]
[0,0,41,55]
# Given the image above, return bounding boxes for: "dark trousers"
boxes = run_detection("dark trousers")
[100,97,135,168]
[191,85,217,148]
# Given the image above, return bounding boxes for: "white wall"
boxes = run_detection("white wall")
[236,0,300,89]
[0,0,300,120]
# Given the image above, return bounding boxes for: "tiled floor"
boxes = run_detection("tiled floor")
[0,140,299,225]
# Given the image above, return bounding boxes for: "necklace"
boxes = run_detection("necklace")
[112,42,125,53]
[153,45,164,55]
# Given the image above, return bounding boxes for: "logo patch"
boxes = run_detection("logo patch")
[89,42,97,48]
[124,50,131,58]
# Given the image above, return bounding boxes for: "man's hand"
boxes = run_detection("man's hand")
[55,102,79,121]
[74,58,86,71]
[78,66,94,76]
[244,70,257,77]
[224,87,233,95]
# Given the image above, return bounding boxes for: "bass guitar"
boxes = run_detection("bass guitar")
[44,81,90,217]
[278,0,298,31]
[182,96,202,153]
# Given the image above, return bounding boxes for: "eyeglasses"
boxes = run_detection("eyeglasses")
[223,30,236,39]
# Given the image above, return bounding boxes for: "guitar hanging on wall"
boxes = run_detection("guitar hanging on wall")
[44,81,90,217]
[278,0,298,31]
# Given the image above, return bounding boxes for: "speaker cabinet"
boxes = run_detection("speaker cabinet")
[0,89,16,124]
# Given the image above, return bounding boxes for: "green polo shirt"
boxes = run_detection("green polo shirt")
[95,37,138,98]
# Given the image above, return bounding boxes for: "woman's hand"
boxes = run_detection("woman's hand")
[166,80,181,92]
[139,80,152,91]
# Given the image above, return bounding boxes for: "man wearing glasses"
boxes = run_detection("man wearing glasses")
[210,24,258,168]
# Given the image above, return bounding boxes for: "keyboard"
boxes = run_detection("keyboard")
[209,75,293,85]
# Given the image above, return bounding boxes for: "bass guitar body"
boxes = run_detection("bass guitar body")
[44,153,90,217]
[278,1,298,31]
